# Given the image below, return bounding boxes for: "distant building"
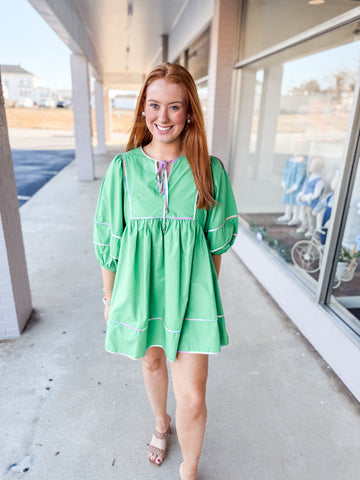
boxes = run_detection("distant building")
[112,92,138,110]
[0,64,40,106]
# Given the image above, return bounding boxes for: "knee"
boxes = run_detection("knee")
[177,390,206,417]
[143,351,166,373]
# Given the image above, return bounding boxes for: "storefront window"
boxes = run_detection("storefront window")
[240,0,358,60]
[329,159,360,328]
[232,25,360,290]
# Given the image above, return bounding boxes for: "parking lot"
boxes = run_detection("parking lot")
[8,128,75,207]
[12,148,74,206]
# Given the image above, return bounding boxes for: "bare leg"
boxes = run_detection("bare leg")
[170,353,209,480]
[142,347,171,464]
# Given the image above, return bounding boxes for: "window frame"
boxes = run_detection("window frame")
[232,5,360,334]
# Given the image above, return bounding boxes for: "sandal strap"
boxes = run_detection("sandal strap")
[153,427,170,440]
[147,444,166,458]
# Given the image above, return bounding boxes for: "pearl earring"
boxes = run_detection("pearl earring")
[142,111,146,117]
[187,118,191,124]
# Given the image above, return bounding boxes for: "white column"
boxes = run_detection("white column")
[94,80,106,154]
[230,68,257,210]
[104,88,111,143]
[253,65,283,179]
[70,54,94,181]
[206,0,239,169]
[0,74,32,338]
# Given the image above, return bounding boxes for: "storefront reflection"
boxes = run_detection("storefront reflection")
[233,39,360,300]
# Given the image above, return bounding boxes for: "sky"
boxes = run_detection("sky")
[0,0,72,89]
[282,41,360,95]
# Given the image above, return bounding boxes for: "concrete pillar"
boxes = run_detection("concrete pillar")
[94,80,106,154]
[253,65,283,179]
[206,0,239,169]
[70,54,94,181]
[230,68,257,210]
[0,73,32,338]
[104,89,111,143]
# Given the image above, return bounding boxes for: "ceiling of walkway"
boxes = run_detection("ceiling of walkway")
[28,0,195,89]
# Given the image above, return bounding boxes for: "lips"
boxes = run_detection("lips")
[155,123,173,133]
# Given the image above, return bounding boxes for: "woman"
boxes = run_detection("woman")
[93,63,238,480]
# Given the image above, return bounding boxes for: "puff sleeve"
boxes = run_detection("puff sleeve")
[93,154,125,271]
[204,157,238,255]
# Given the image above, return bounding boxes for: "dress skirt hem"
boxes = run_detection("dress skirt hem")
[105,345,223,363]
[105,315,229,363]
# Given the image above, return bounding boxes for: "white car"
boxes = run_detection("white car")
[38,98,56,108]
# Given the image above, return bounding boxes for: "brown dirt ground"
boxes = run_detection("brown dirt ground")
[6,107,349,137]
[5,107,134,133]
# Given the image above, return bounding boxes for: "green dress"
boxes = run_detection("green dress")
[93,147,238,362]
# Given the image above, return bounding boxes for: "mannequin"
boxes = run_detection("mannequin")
[312,169,339,245]
[277,155,307,225]
[296,157,325,237]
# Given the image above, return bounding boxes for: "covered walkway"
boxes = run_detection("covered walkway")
[1,130,360,480]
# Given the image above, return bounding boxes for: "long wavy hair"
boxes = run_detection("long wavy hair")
[126,63,215,210]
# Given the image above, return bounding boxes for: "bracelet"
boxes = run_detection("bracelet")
[103,297,111,306]
[103,289,113,293]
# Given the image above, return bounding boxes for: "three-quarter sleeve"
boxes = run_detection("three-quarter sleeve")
[204,157,238,255]
[93,154,125,271]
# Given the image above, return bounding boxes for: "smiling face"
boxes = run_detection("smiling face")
[144,78,188,149]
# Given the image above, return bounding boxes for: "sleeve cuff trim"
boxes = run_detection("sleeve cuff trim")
[95,220,111,226]
[207,215,238,233]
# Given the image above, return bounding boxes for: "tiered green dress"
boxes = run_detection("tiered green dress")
[93,147,238,362]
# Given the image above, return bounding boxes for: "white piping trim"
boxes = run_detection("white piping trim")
[184,317,219,323]
[105,345,220,362]
[177,350,219,355]
[193,192,199,219]
[129,215,194,220]
[210,240,231,253]
[95,220,111,226]
[207,215,238,233]
[122,154,133,218]
[109,316,182,334]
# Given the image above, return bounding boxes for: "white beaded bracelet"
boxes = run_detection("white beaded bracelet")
[103,297,111,306]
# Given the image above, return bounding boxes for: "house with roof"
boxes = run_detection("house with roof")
[1,64,40,106]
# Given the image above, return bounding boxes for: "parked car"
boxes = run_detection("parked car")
[38,98,56,108]
[56,99,71,108]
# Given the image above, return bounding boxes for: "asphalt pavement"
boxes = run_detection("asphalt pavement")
[11,149,74,206]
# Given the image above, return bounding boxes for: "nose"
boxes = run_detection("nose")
[158,107,169,124]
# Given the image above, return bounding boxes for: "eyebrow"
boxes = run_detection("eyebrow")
[146,99,184,105]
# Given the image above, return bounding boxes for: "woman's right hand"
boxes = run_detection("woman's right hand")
[104,305,111,323]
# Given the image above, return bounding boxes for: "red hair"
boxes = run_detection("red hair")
[126,63,215,210]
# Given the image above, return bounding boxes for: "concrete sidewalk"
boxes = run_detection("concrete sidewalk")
[1,144,360,480]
